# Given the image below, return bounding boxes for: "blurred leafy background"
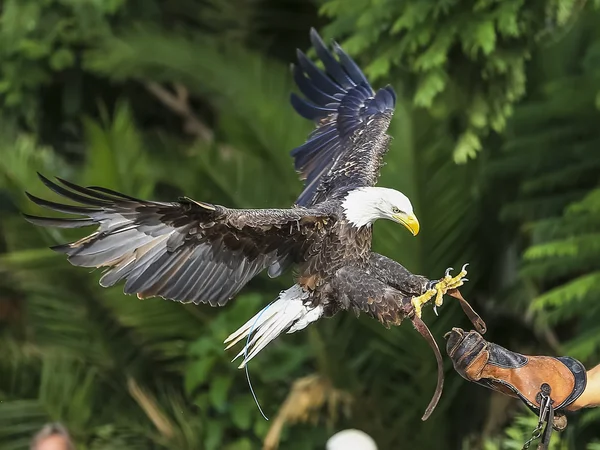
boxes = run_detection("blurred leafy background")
[1,0,600,449]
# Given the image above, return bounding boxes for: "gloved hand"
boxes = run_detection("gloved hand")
[444,328,587,427]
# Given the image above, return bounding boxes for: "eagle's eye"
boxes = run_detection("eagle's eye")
[392,206,401,214]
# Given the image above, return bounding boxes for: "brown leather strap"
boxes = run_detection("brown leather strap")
[447,289,487,334]
[411,314,444,421]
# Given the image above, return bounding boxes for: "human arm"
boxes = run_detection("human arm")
[570,363,600,410]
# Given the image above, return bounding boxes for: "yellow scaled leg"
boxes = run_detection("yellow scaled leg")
[411,288,436,319]
[410,264,469,318]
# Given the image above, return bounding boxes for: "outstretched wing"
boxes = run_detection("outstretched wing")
[291,28,396,207]
[24,174,330,306]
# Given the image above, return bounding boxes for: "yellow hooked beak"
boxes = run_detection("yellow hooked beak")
[394,213,420,236]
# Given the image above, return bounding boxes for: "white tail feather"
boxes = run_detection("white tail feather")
[224,284,323,368]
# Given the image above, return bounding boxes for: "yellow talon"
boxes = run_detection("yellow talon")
[431,264,470,310]
[411,289,436,319]
[434,285,445,307]
[410,264,469,318]
[445,265,468,291]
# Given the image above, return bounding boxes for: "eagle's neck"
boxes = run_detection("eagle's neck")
[341,188,384,228]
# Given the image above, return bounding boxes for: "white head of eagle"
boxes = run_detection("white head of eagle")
[342,187,419,234]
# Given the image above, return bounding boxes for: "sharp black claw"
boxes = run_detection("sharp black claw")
[426,279,440,290]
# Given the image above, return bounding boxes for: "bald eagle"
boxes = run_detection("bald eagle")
[23,29,477,419]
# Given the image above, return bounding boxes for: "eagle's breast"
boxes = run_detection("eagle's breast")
[297,218,372,293]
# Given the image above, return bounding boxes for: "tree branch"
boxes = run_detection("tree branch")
[145,82,213,142]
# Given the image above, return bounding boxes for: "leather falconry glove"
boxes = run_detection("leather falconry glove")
[445,328,587,448]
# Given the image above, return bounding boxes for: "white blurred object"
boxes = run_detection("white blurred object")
[326,429,378,450]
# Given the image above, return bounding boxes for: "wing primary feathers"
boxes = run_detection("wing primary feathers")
[186,261,219,303]
[159,245,207,299]
[26,172,327,308]
[25,192,100,215]
[54,176,128,203]
[85,185,146,202]
[292,64,338,105]
[22,214,97,228]
[295,50,340,96]
[23,178,250,306]
[139,247,195,299]
[295,154,340,207]
[292,131,338,171]
[124,248,187,294]
[332,42,370,86]
[291,127,337,157]
[290,29,397,206]
[309,28,355,89]
[290,94,335,121]
[36,174,111,207]
[203,266,233,306]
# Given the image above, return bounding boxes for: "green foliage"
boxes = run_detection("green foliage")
[0,0,306,133]
[475,410,569,450]
[0,0,134,127]
[321,0,592,162]
[0,108,205,449]
[493,10,600,368]
[184,294,315,449]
